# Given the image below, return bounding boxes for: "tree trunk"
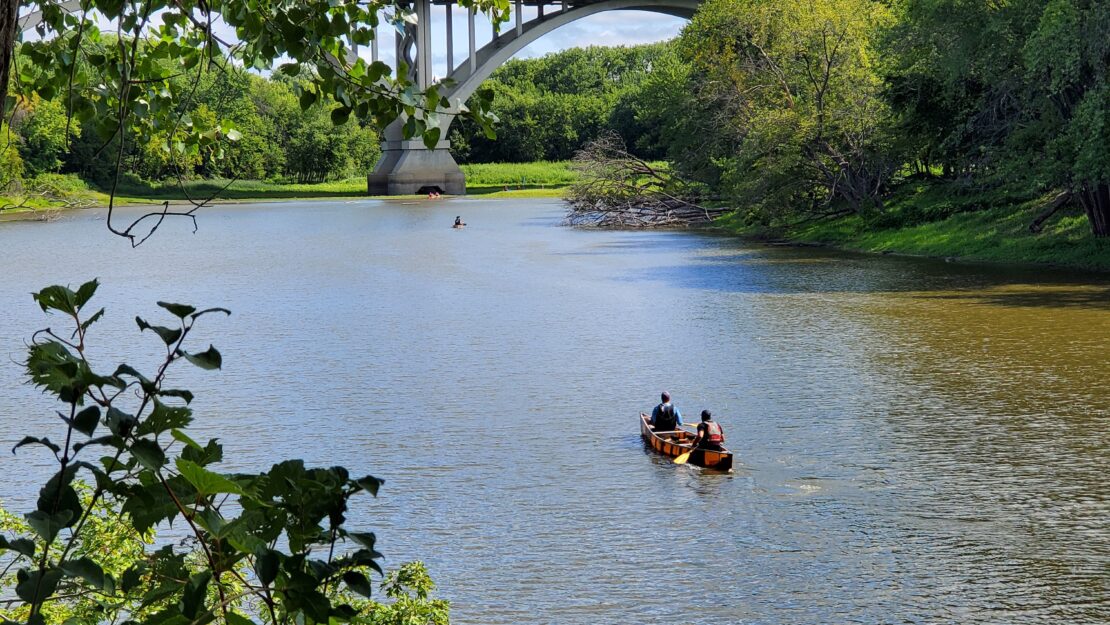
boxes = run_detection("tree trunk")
[1028,191,1071,233]
[1079,182,1110,238]
[0,0,17,122]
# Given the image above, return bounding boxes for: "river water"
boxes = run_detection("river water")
[0,198,1107,624]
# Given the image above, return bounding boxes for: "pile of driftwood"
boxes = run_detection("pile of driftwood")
[564,132,727,228]
[565,197,728,228]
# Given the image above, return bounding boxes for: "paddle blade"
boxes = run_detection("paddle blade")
[673,450,693,465]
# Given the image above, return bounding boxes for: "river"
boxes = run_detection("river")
[0,198,1107,624]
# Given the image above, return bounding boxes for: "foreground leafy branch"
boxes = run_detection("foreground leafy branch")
[1,279,398,625]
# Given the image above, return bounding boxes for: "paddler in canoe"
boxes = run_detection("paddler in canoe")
[689,409,726,451]
[648,391,683,431]
[453,216,466,229]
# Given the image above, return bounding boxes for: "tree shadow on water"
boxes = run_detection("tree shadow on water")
[616,246,1110,308]
[912,286,1110,309]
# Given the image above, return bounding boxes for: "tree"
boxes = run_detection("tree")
[676,0,898,221]
[15,97,75,177]
[0,279,425,625]
[451,44,671,163]
[886,0,1110,236]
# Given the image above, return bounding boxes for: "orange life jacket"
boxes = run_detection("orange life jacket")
[705,421,724,444]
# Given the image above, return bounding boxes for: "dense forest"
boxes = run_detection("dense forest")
[452,0,1110,237]
[3,0,1109,237]
[0,65,381,190]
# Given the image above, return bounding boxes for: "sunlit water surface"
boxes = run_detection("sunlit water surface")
[0,199,1107,624]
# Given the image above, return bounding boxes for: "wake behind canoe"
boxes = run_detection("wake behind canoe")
[639,413,734,472]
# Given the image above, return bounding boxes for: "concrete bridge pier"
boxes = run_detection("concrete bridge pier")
[367,134,465,196]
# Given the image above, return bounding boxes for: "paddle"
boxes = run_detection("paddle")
[673,423,699,464]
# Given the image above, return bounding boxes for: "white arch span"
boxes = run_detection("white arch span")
[442,0,699,111]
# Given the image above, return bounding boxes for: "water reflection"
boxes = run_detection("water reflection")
[0,199,1106,624]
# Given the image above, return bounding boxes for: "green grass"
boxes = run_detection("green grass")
[459,161,577,187]
[112,177,369,201]
[101,162,577,202]
[468,186,567,198]
[0,164,577,220]
[715,181,1110,272]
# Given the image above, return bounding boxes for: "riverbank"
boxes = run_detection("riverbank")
[714,181,1110,272]
[0,163,572,221]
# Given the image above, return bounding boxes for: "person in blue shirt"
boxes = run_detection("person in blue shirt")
[650,391,683,431]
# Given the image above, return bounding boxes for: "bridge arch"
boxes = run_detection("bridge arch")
[441,0,699,111]
[373,0,699,195]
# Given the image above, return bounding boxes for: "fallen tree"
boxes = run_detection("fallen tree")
[564,132,727,228]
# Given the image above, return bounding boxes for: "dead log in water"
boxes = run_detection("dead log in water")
[564,132,723,228]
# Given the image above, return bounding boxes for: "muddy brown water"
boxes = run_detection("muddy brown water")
[0,198,1107,624]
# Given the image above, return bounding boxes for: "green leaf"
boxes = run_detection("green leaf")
[355,475,382,497]
[79,308,106,334]
[136,316,183,345]
[38,468,81,523]
[226,128,242,142]
[120,564,146,593]
[113,364,152,386]
[60,557,106,589]
[15,568,63,603]
[171,428,201,450]
[72,405,101,437]
[0,536,35,558]
[255,549,280,586]
[180,571,211,619]
[422,126,442,150]
[182,437,223,465]
[33,284,78,314]
[156,302,196,318]
[331,106,352,125]
[26,510,74,542]
[138,400,192,436]
[179,345,222,370]
[73,436,116,454]
[158,388,195,404]
[175,458,242,495]
[13,436,61,455]
[106,407,138,437]
[130,438,166,470]
[74,279,99,308]
[342,570,373,598]
[348,532,377,549]
[225,613,257,625]
[299,90,317,111]
[190,307,231,320]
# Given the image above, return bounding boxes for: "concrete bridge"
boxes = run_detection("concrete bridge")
[370,0,700,195]
[19,0,700,195]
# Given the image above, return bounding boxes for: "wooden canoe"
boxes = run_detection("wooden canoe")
[639,413,733,472]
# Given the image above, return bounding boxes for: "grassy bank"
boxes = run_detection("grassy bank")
[715,181,1110,272]
[0,162,573,216]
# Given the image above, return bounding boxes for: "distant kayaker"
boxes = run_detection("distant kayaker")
[650,391,683,431]
[690,410,726,451]
[454,216,465,227]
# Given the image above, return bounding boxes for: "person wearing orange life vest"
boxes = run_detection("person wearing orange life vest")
[690,409,726,451]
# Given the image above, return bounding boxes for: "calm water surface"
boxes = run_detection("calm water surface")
[0,199,1107,624]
